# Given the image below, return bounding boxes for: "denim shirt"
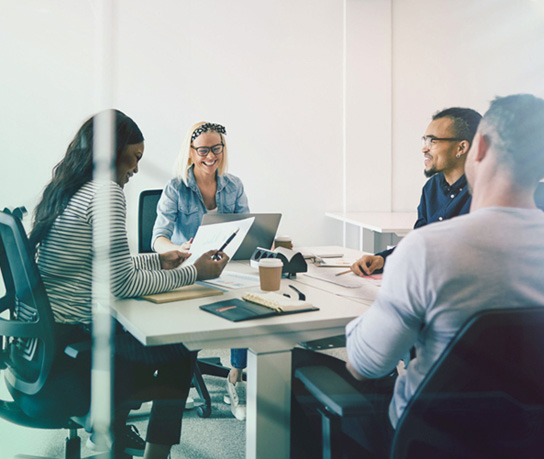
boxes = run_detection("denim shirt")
[376,173,471,262]
[152,166,250,247]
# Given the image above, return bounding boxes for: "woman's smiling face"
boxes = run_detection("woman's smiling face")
[190,131,223,178]
[116,141,144,188]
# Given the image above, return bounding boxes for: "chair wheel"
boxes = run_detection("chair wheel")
[197,404,211,418]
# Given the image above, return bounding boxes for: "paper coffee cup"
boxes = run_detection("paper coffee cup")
[258,258,283,291]
[274,236,293,250]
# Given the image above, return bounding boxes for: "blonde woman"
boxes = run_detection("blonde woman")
[153,122,249,421]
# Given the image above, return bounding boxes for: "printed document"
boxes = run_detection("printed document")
[203,271,261,290]
[182,217,255,266]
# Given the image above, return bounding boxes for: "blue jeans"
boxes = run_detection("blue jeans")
[230,348,247,370]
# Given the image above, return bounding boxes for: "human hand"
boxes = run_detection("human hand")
[194,250,230,281]
[351,255,384,276]
[179,238,194,252]
[159,250,191,270]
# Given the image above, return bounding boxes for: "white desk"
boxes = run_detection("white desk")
[326,211,417,252]
[111,247,374,459]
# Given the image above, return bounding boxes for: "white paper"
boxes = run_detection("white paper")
[299,248,345,259]
[314,257,356,268]
[203,271,261,290]
[182,217,255,266]
[304,270,382,289]
[303,270,381,301]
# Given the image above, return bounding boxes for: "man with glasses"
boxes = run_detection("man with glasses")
[351,107,482,275]
[346,94,544,457]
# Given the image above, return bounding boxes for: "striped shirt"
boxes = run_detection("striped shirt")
[36,180,197,324]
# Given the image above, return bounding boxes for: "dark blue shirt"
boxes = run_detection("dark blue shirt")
[376,173,471,262]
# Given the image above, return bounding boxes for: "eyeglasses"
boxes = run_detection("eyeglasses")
[422,136,464,149]
[191,143,224,157]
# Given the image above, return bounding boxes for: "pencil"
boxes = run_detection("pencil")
[335,269,352,276]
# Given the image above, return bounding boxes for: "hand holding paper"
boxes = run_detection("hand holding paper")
[159,250,191,270]
[182,217,255,266]
[194,250,229,281]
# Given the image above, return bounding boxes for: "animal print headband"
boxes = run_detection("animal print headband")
[191,123,227,141]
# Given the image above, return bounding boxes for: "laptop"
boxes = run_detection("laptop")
[201,213,282,260]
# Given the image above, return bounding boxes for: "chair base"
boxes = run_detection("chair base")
[14,433,132,459]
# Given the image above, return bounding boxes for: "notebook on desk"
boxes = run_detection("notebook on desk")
[201,213,281,260]
[142,283,223,303]
[200,292,319,322]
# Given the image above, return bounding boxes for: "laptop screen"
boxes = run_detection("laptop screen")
[200,213,282,260]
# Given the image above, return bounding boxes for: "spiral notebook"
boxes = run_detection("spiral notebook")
[200,292,319,322]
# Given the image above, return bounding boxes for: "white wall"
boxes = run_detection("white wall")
[346,0,392,213]
[0,2,95,218]
[1,0,361,250]
[391,0,544,211]
[1,0,543,251]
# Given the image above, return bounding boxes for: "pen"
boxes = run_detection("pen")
[335,269,352,277]
[217,305,237,312]
[289,284,306,301]
[213,228,240,260]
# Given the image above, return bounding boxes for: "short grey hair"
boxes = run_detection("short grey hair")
[479,94,544,187]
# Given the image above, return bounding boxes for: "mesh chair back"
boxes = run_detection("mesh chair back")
[0,211,57,396]
[391,306,544,459]
[138,189,162,253]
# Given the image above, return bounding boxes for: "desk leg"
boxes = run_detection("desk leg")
[246,348,292,459]
[363,228,396,253]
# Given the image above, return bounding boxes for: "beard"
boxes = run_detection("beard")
[424,166,437,178]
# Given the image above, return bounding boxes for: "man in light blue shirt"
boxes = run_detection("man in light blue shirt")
[346,94,544,455]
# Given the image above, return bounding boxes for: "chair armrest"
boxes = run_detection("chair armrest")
[0,317,41,338]
[295,366,373,417]
[64,340,92,359]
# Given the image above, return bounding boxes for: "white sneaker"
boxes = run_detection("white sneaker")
[225,379,246,421]
[185,396,195,410]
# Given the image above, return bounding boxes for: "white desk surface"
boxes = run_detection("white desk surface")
[112,246,371,351]
[326,211,417,236]
[111,246,376,459]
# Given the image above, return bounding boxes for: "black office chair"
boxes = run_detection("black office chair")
[138,189,234,418]
[0,210,100,458]
[138,189,163,254]
[294,307,544,459]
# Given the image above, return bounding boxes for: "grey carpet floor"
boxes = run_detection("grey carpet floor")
[0,349,246,459]
[0,346,351,458]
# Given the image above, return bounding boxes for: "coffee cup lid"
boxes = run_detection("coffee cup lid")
[258,258,283,267]
[274,236,291,242]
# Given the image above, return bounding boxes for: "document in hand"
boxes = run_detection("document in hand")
[200,292,319,322]
[182,217,255,266]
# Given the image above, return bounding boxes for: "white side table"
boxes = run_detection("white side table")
[326,211,417,252]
